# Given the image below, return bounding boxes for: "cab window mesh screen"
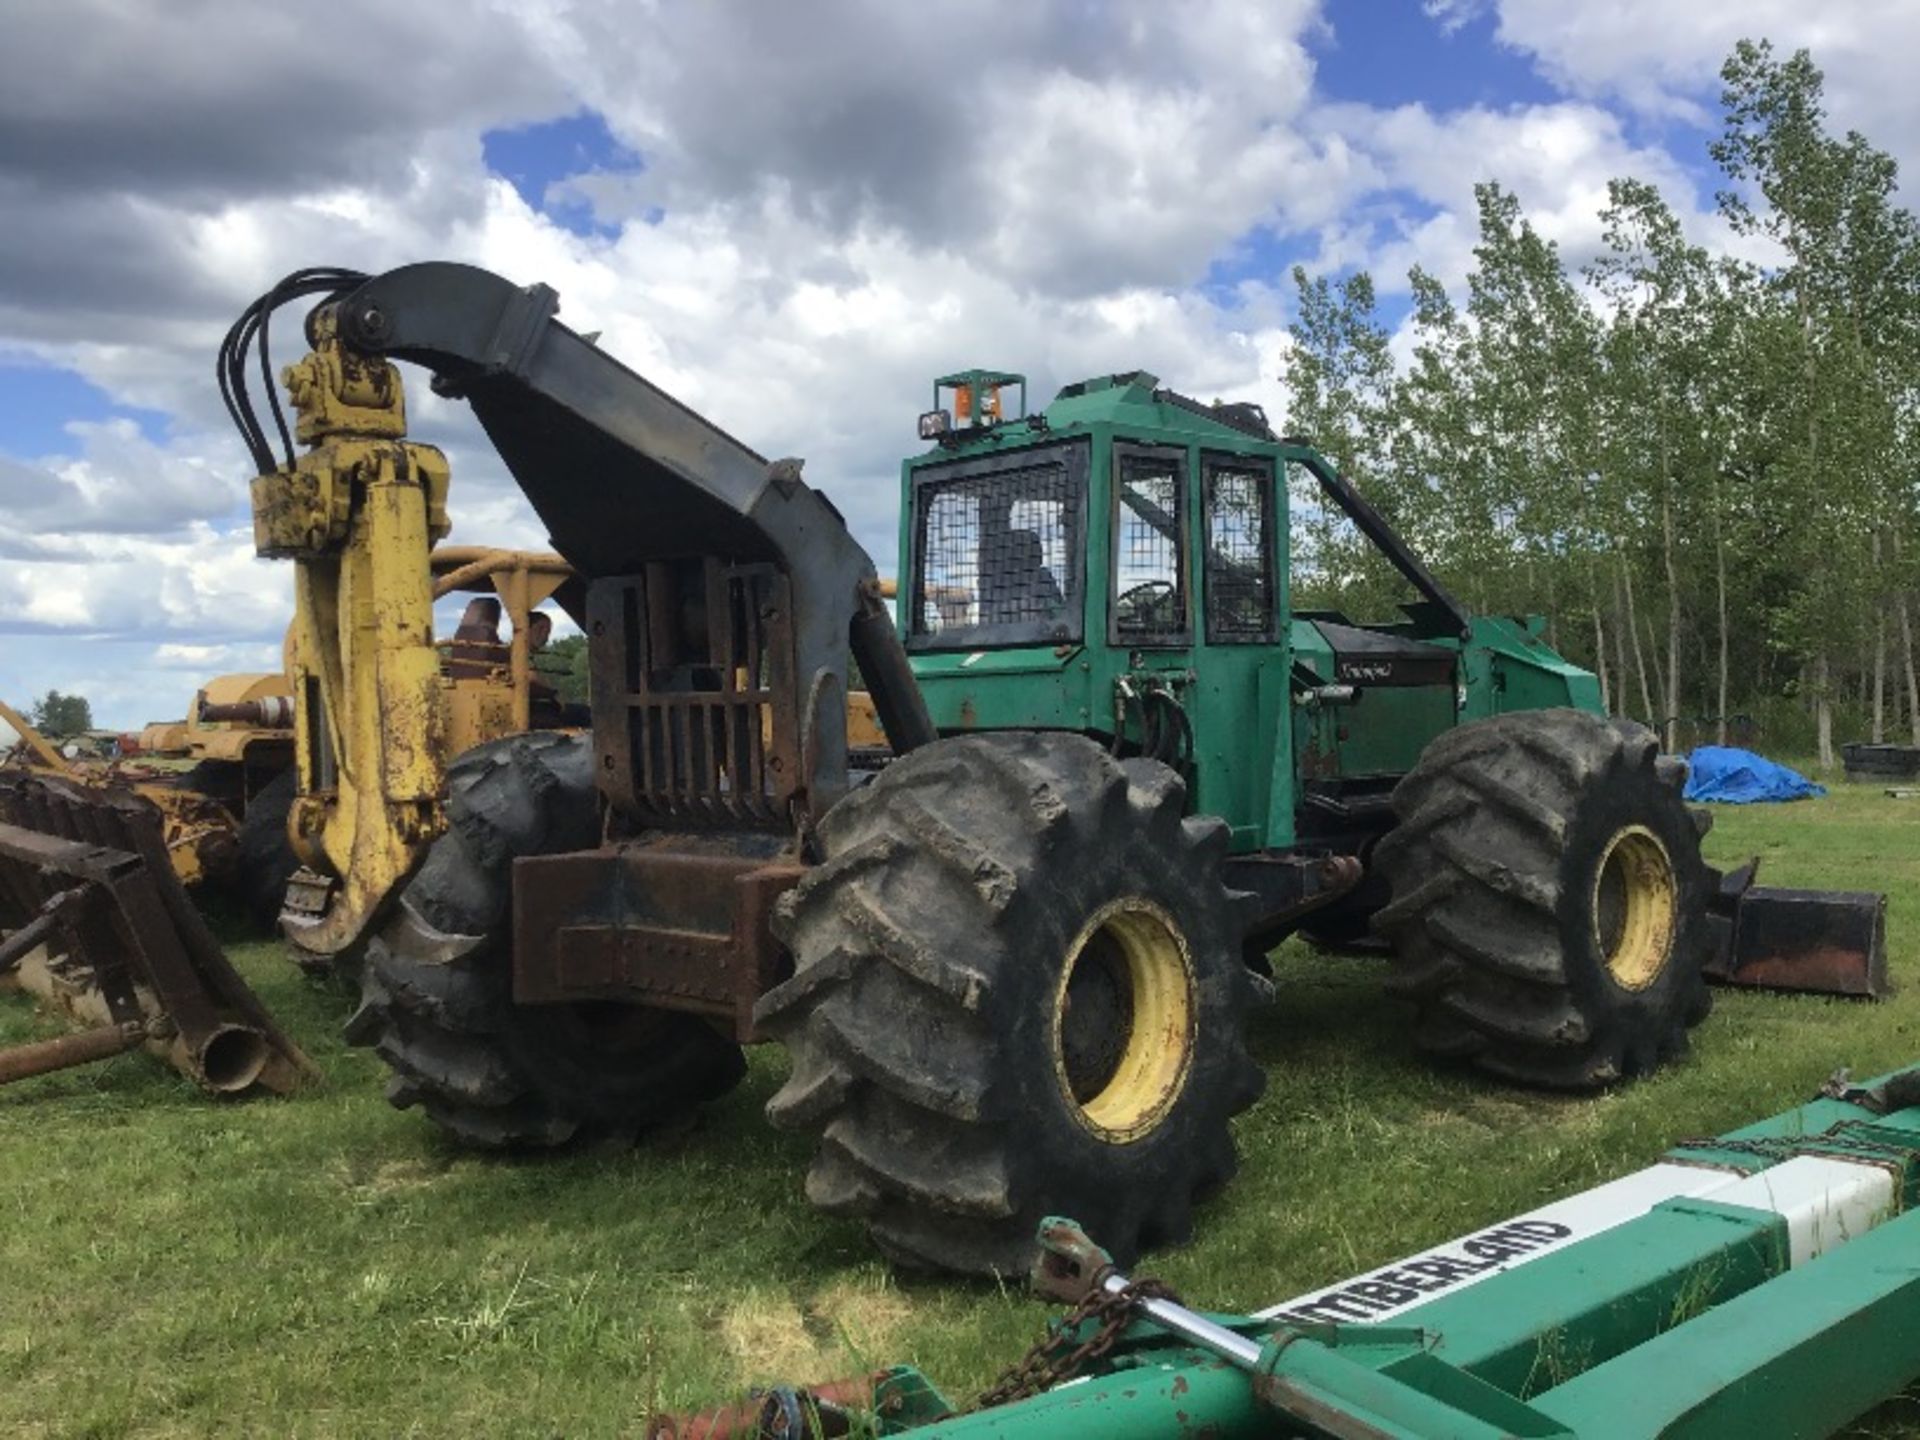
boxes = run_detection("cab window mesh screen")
[1205,465,1274,639]
[1114,458,1185,639]
[915,462,1075,637]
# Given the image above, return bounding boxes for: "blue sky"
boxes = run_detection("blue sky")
[481,111,648,239]
[0,354,169,457]
[2,0,1911,727]
[1314,2,1561,110]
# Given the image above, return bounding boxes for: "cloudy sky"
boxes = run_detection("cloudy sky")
[2,0,1915,728]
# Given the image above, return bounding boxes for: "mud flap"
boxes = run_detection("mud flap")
[1703,859,1889,999]
[0,771,315,1093]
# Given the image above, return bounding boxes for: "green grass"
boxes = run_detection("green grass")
[4,776,1920,1437]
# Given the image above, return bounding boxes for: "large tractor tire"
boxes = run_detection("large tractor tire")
[345,732,746,1148]
[236,767,300,930]
[1372,709,1712,1089]
[758,732,1264,1277]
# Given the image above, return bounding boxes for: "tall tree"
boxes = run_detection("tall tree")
[1269,36,1920,759]
[1588,178,1726,747]
[1281,267,1400,616]
[1461,184,1603,659]
[28,690,93,739]
[1713,40,1913,766]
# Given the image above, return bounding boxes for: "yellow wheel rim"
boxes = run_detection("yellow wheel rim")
[1051,898,1195,1143]
[1593,824,1677,991]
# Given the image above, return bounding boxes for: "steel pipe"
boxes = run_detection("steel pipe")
[0,1021,145,1085]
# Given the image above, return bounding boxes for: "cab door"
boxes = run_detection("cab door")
[1190,453,1288,849]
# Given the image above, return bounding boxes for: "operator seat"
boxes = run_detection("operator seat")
[986,529,1063,625]
[446,597,507,679]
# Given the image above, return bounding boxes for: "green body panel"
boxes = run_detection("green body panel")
[1290,621,1454,781]
[902,1356,1261,1439]
[897,371,1604,857]
[1400,1195,1785,1398]
[1455,615,1605,721]
[906,646,1095,732]
[884,1064,1920,1439]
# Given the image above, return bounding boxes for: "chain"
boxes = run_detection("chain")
[969,1271,1181,1412]
[1673,1125,1918,1166]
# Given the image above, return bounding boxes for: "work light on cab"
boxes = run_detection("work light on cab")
[919,368,1026,444]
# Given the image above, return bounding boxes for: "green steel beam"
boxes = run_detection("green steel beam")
[1532,1206,1920,1438]
[902,1357,1261,1439]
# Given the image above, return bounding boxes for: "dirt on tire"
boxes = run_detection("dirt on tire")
[1372,708,1712,1089]
[345,731,746,1147]
[757,731,1264,1277]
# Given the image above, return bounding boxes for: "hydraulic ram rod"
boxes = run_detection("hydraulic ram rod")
[1094,1271,1264,1368]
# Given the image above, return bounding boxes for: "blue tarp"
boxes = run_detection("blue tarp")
[1683,745,1826,804]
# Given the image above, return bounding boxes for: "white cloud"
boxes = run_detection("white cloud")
[537,0,1336,294]
[1304,99,1720,295]
[1484,1,1920,178]
[0,419,243,536]
[1423,0,1492,37]
[152,642,283,670]
[0,524,287,643]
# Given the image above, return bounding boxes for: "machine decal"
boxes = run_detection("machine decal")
[1260,1151,1897,1325]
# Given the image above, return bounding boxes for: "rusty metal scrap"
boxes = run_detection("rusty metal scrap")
[1704,859,1889,999]
[645,1372,882,1440]
[0,770,314,1094]
[0,1020,149,1086]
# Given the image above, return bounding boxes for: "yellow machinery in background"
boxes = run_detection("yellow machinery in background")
[0,697,246,892]
[0,699,72,773]
[428,546,579,751]
[135,671,294,774]
[133,672,298,906]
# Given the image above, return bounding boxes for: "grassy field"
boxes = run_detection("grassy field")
[4,773,1919,1437]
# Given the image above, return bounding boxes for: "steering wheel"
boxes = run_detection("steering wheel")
[1115,580,1177,629]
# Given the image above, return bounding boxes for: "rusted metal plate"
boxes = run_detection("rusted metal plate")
[1704,860,1889,999]
[1714,886,1889,998]
[512,837,803,1042]
[587,560,803,832]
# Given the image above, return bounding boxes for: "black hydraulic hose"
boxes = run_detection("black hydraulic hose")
[1145,689,1191,766]
[1165,695,1193,764]
[218,268,370,473]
